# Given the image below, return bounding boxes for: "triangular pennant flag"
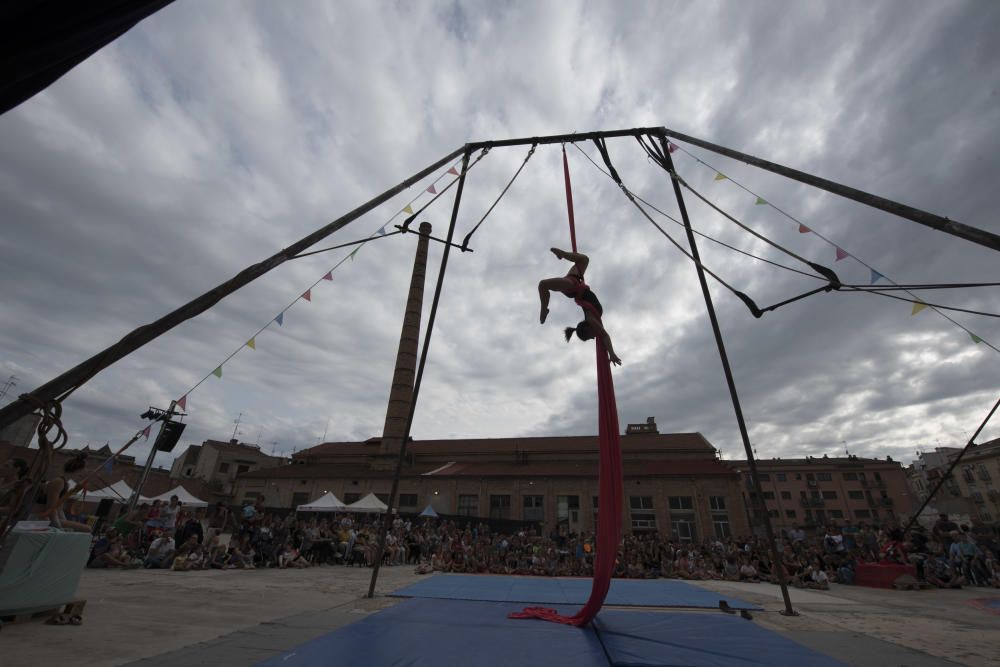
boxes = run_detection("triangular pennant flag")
[377,225,387,236]
[403,205,413,215]
[714,172,727,181]
[447,167,459,176]
[141,425,152,439]
[970,333,983,344]
[870,269,883,284]
[177,395,187,410]
[275,312,284,326]
[835,247,849,262]
[911,302,927,315]
[302,289,311,302]
[212,366,223,378]
[426,183,437,194]
[349,248,359,261]
[798,224,811,234]
[246,337,256,350]
[322,271,332,281]
[755,197,767,205]
[667,142,678,154]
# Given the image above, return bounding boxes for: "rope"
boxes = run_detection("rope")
[291,230,403,259]
[461,143,536,251]
[401,148,490,232]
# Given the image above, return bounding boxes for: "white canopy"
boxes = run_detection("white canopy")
[85,480,139,504]
[343,492,389,513]
[296,492,347,512]
[418,504,439,518]
[145,485,209,508]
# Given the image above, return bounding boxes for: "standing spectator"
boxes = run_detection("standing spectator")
[178,511,205,545]
[160,496,181,534]
[933,514,960,549]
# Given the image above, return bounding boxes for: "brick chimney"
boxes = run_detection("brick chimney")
[379,221,432,457]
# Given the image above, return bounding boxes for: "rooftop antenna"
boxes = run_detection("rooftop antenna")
[322,418,330,442]
[0,375,17,403]
[231,412,243,441]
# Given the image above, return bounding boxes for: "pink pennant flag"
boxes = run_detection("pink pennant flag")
[322,271,332,281]
[302,289,312,302]
[798,224,811,234]
[667,142,678,153]
[177,395,187,410]
[426,184,437,195]
[447,167,459,176]
[835,247,848,262]
[141,425,152,439]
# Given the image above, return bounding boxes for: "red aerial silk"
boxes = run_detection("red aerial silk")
[509,336,623,626]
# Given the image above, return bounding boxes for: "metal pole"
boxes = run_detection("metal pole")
[128,401,176,511]
[656,132,797,616]
[368,147,472,599]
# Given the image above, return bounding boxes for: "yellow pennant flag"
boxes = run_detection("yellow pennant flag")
[403,205,414,215]
[246,337,256,350]
[714,172,727,181]
[911,302,927,315]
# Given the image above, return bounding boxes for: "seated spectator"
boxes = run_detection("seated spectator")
[144,531,176,569]
[89,535,137,569]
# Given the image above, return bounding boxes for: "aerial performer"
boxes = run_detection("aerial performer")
[539,247,622,366]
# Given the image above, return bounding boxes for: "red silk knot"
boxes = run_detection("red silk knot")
[509,337,623,626]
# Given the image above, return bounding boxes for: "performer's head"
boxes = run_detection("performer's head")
[564,320,595,342]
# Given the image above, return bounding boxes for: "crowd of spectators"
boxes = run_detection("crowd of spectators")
[80,497,1000,592]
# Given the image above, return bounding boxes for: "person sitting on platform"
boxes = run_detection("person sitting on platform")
[0,457,30,522]
[29,451,91,532]
[538,247,622,366]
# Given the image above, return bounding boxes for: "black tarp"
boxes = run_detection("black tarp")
[1,0,175,115]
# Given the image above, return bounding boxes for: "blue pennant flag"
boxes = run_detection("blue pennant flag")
[870,269,883,284]
[377,225,387,236]
[102,458,113,474]
[275,312,284,326]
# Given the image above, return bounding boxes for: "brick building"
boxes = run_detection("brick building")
[234,424,749,540]
[725,455,916,530]
[168,438,286,500]
[907,439,1000,527]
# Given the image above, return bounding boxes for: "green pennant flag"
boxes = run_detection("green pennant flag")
[212,366,223,378]
[755,197,766,205]
[971,333,983,344]
[349,248,359,261]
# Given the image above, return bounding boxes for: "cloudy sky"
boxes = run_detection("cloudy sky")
[1,1,998,471]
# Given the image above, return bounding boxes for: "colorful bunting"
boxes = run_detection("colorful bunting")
[447,166,459,176]
[275,313,284,326]
[177,395,187,410]
[911,302,927,315]
[798,224,811,234]
[302,289,312,302]
[870,269,883,284]
[667,142,678,154]
[403,205,413,215]
[835,247,848,262]
[141,425,152,439]
[322,271,333,281]
[714,172,727,181]
[755,197,767,205]
[971,333,983,344]
[426,184,437,194]
[212,366,223,378]
[246,337,256,350]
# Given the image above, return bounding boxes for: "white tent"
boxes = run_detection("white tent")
[84,480,139,504]
[296,492,347,513]
[418,504,439,518]
[145,485,209,508]
[343,492,389,513]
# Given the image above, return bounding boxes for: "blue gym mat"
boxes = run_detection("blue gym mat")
[256,598,843,667]
[390,574,761,610]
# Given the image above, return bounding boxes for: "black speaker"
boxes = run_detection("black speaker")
[96,498,114,518]
[154,420,187,452]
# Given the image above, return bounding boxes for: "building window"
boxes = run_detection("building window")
[523,495,544,522]
[785,509,796,519]
[398,493,418,507]
[237,464,250,475]
[977,464,992,482]
[758,473,771,482]
[982,512,993,522]
[457,494,478,517]
[795,473,802,480]
[668,496,693,511]
[629,496,656,532]
[822,490,837,500]
[219,462,230,474]
[776,473,787,482]
[183,467,194,477]
[817,473,832,482]
[843,472,858,481]
[768,509,779,518]
[709,496,727,511]
[830,509,844,519]
[855,509,871,519]
[291,492,310,508]
[343,493,361,504]
[558,495,580,525]
[489,494,511,519]
[848,490,864,500]
[712,516,731,539]
[763,491,775,501]
[781,491,792,500]
[671,516,697,542]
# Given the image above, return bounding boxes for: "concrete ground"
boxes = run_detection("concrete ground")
[1,567,998,666]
